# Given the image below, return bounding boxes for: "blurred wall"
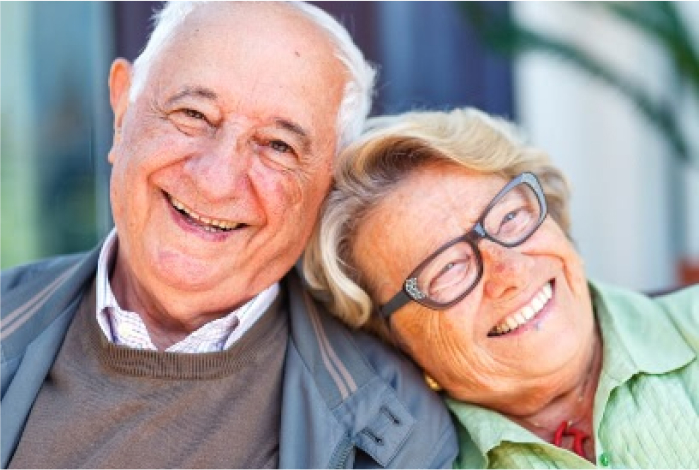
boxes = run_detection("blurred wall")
[1,2,114,268]
[0,1,513,269]
[514,2,699,292]
[313,2,514,115]
[2,1,696,294]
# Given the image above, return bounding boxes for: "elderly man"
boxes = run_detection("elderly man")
[0,2,457,468]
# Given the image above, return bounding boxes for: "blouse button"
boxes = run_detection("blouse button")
[600,453,610,467]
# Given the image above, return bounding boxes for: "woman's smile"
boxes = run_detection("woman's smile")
[488,280,554,337]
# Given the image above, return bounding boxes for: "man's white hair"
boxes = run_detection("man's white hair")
[129,1,376,151]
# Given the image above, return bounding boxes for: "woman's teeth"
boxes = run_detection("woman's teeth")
[168,194,240,232]
[489,282,553,336]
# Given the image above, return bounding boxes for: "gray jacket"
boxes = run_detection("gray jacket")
[1,244,458,468]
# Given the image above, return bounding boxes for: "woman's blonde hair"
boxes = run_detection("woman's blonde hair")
[303,107,571,343]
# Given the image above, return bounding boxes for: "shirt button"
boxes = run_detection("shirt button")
[600,453,610,467]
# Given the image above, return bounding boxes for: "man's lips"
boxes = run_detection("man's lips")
[166,192,243,232]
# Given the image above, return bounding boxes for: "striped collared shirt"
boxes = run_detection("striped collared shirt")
[95,229,279,353]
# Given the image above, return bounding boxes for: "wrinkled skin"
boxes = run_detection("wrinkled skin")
[107,3,346,348]
[352,162,601,431]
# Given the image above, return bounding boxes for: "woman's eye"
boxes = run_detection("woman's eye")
[502,210,518,225]
[440,262,457,274]
[495,208,523,233]
[427,259,470,297]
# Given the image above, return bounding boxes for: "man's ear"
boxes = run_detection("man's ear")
[108,58,133,162]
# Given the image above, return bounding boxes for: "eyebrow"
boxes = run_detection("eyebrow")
[166,86,218,106]
[165,87,313,151]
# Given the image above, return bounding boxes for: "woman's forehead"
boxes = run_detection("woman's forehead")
[383,165,508,225]
[356,166,507,271]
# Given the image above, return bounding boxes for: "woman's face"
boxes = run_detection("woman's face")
[352,162,595,415]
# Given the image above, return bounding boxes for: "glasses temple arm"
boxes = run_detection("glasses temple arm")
[379,290,412,319]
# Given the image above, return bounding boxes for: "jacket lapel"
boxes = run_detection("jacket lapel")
[280,271,415,468]
[1,245,100,467]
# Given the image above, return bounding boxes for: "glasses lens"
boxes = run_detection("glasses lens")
[416,240,479,304]
[483,182,542,245]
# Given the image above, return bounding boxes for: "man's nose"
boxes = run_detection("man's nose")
[183,135,253,202]
[480,241,533,299]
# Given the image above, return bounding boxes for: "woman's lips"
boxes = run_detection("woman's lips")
[488,281,553,337]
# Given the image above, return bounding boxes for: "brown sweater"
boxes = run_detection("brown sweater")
[10,284,288,469]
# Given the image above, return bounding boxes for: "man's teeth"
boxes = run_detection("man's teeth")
[168,195,240,231]
[490,282,553,336]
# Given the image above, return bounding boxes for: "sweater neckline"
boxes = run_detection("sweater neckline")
[77,282,287,380]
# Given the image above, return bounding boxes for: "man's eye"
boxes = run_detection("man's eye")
[269,140,292,153]
[252,136,300,170]
[168,108,212,135]
[183,109,206,120]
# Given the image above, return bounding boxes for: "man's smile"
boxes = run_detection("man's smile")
[166,191,244,233]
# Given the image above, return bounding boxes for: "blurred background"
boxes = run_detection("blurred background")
[2,1,698,293]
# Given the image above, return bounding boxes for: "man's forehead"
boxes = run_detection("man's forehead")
[139,2,345,154]
[175,2,327,45]
[155,2,343,88]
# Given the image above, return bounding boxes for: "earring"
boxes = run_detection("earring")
[424,373,443,392]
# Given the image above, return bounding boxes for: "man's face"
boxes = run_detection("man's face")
[107,3,345,327]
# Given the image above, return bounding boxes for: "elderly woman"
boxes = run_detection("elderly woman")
[304,108,699,468]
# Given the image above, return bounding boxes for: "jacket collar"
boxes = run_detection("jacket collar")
[1,244,419,469]
[1,244,102,360]
[282,271,416,467]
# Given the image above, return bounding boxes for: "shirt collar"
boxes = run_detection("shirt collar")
[95,229,119,339]
[446,279,695,459]
[95,228,279,352]
[446,398,542,460]
[590,279,694,381]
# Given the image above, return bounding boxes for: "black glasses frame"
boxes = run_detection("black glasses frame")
[379,172,547,319]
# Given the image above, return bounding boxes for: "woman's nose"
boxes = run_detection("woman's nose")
[480,241,533,299]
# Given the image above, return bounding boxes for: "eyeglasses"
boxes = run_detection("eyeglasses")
[379,172,547,319]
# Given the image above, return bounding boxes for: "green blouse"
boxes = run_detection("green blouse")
[447,280,699,468]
